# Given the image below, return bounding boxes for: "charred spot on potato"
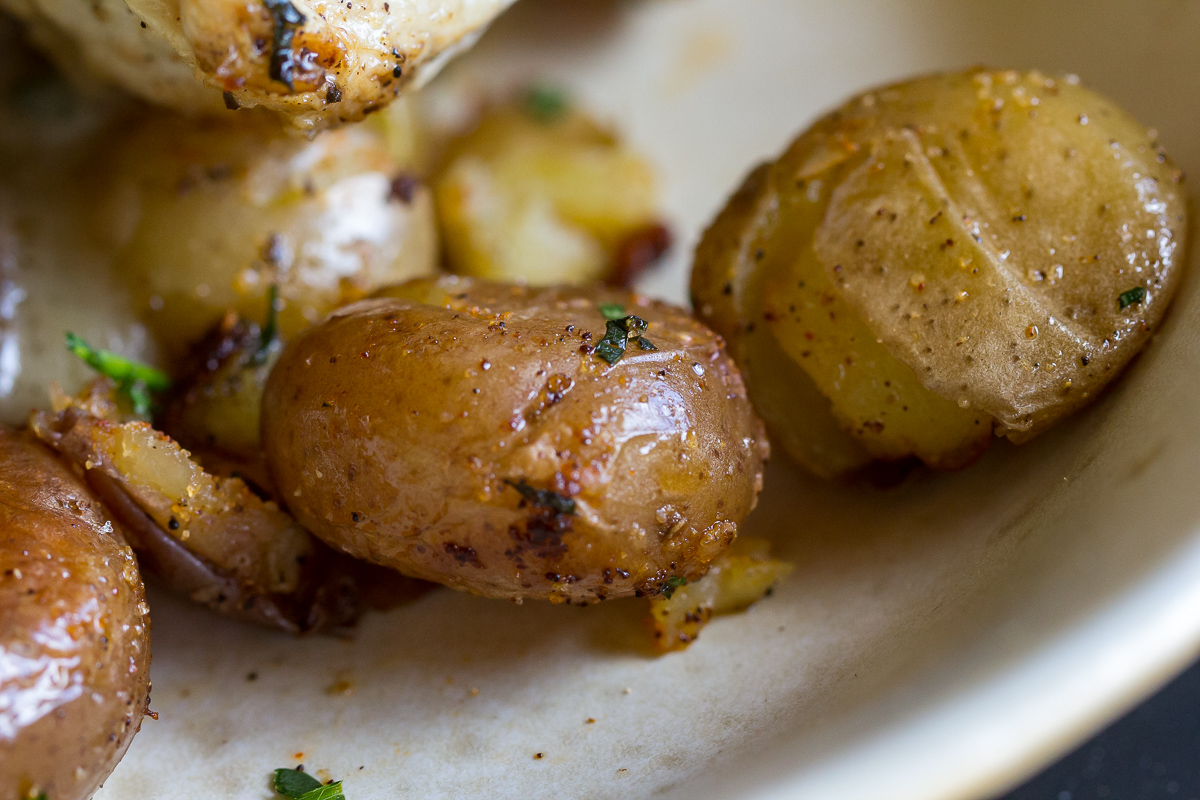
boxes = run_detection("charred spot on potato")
[444,542,483,568]
[507,509,573,562]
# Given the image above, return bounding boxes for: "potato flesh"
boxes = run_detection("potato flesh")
[434,107,661,285]
[691,163,869,476]
[693,151,989,472]
[760,157,991,468]
[648,537,793,652]
[103,112,439,357]
[173,358,272,461]
[159,318,281,464]
[31,383,311,594]
[732,317,873,477]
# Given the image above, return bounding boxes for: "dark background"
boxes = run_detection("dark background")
[998,659,1200,799]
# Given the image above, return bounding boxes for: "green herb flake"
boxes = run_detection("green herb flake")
[274,767,323,798]
[662,576,688,599]
[264,0,307,91]
[598,302,626,321]
[525,85,569,122]
[505,479,576,516]
[593,320,629,364]
[1118,286,1147,310]
[66,332,171,416]
[255,285,284,365]
[636,337,659,352]
[298,783,345,800]
[593,315,655,365]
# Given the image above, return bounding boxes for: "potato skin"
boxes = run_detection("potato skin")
[103,111,438,357]
[263,276,767,603]
[799,70,1188,439]
[0,426,150,800]
[692,162,875,477]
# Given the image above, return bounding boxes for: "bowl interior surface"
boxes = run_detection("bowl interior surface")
[90,2,1200,799]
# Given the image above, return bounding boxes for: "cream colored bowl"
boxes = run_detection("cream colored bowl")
[95,1,1200,798]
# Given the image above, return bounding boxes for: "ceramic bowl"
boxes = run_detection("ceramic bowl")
[95,1,1200,798]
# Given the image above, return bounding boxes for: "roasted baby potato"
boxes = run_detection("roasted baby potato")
[103,111,438,357]
[158,310,283,466]
[31,380,391,633]
[434,96,669,287]
[693,69,1189,475]
[0,425,150,800]
[262,276,767,603]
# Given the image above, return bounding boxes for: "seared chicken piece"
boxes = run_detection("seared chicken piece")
[0,0,516,130]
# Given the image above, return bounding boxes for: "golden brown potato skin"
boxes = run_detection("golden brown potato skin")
[263,276,768,603]
[0,426,150,800]
[101,110,439,358]
[694,69,1189,470]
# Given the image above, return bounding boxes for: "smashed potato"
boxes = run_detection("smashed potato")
[32,382,310,589]
[693,69,1188,474]
[262,276,767,604]
[648,537,792,652]
[102,111,438,357]
[30,381,386,633]
[434,96,669,286]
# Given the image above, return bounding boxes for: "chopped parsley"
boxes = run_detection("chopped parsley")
[598,302,626,321]
[274,769,322,797]
[1118,286,1147,310]
[505,479,576,515]
[594,315,656,365]
[254,285,284,365]
[264,0,307,91]
[273,768,345,800]
[662,576,688,599]
[297,785,345,800]
[66,332,171,416]
[524,85,569,122]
